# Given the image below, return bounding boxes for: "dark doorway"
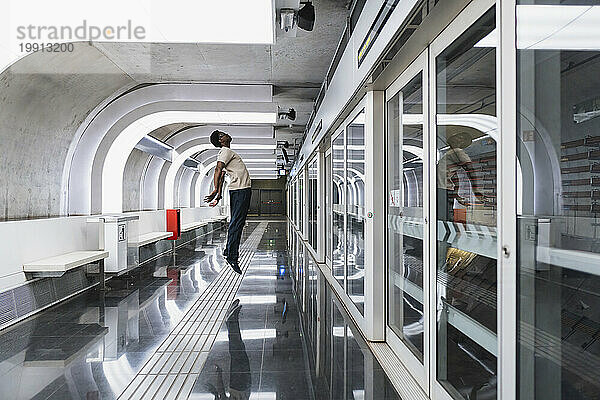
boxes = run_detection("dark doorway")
[260,189,284,215]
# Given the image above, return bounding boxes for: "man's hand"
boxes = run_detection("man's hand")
[204,191,217,204]
[209,194,222,207]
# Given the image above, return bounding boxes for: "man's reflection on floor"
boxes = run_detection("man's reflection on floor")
[204,299,251,400]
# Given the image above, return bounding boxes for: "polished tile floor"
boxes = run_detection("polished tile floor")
[0,220,401,400]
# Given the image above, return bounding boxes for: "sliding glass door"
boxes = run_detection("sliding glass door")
[384,1,498,398]
[332,130,346,288]
[386,50,429,387]
[516,1,600,399]
[432,3,497,399]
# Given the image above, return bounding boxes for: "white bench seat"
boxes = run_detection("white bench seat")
[135,232,172,247]
[181,221,209,233]
[23,251,108,279]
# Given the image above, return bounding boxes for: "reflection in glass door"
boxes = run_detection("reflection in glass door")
[325,150,332,265]
[347,111,366,315]
[434,6,497,399]
[332,131,345,288]
[387,67,426,362]
[308,158,318,251]
[516,1,600,398]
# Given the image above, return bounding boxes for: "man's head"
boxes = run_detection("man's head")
[210,130,232,148]
[447,131,472,149]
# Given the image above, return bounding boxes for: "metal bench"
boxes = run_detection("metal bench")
[134,232,172,247]
[23,250,109,289]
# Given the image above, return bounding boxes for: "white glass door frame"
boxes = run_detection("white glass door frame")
[328,98,369,335]
[384,49,430,392]
[325,146,333,268]
[497,0,517,398]
[428,0,499,399]
[306,153,319,260]
[301,165,309,241]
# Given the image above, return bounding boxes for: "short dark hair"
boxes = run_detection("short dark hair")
[210,130,224,148]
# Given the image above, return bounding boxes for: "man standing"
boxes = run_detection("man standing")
[205,130,252,274]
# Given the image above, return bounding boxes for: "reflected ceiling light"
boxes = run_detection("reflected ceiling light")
[517,5,600,50]
[239,295,276,304]
[350,112,366,125]
[402,114,498,141]
[216,328,276,341]
[244,276,277,280]
[353,390,365,400]
[474,28,497,48]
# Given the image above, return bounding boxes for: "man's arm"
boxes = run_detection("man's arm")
[204,161,226,206]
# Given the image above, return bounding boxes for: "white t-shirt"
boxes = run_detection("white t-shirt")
[217,147,251,190]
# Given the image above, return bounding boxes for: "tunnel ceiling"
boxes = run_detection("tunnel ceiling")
[148,122,192,141]
[92,0,348,87]
[91,0,348,136]
[0,0,349,219]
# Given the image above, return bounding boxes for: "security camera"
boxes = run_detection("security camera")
[280,9,296,33]
[278,108,296,121]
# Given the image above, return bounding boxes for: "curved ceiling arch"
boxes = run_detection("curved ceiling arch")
[62,82,273,215]
[164,139,277,209]
[141,125,275,210]
[102,109,276,213]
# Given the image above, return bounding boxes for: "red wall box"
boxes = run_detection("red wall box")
[166,209,181,240]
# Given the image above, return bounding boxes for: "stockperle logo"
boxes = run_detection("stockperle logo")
[16,20,146,41]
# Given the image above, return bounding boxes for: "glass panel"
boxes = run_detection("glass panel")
[299,175,304,234]
[309,159,318,251]
[293,181,297,225]
[387,72,425,361]
[347,110,366,315]
[517,2,600,399]
[332,132,346,288]
[326,152,333,263]
[332,297,346,399]
[435,7,497,399]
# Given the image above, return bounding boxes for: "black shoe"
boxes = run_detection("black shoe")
[225,257,242,274]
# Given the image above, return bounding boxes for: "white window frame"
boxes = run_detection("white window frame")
[384,49,430,392]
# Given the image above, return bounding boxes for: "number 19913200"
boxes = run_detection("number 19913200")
[19,42,75,53]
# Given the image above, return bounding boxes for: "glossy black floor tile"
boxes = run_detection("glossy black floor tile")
[0,227,230,400]
[189,222,403,400]
[0,221,405,400]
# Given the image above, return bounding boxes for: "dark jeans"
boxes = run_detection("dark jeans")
[224,188,251,262]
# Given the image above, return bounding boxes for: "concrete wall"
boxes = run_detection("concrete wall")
[0,43,133,220]
[251,178,287,190]
[123,149,151,212]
